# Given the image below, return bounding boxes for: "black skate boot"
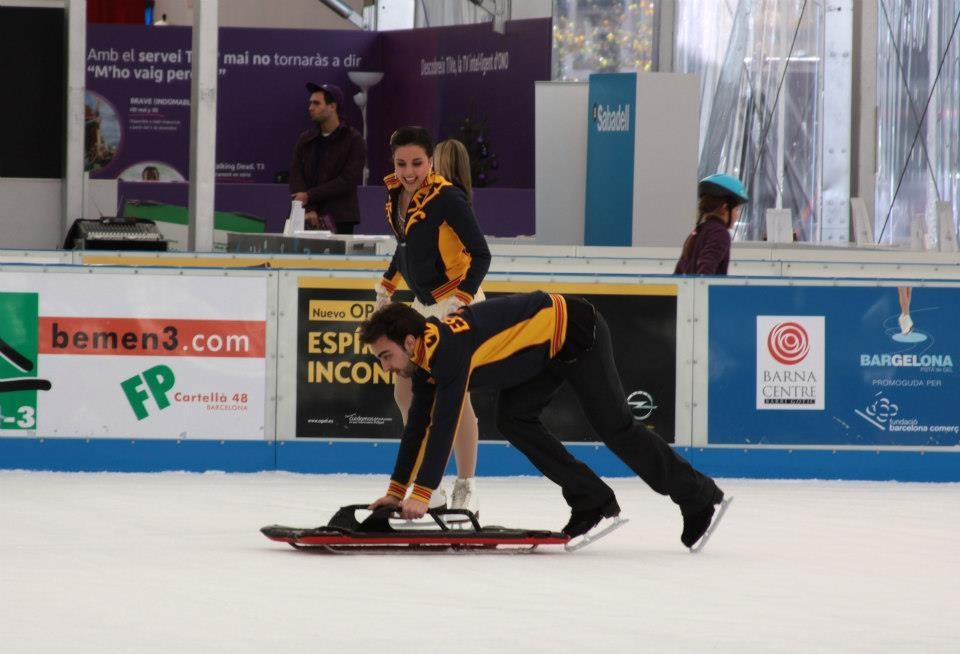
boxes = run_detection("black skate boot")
[562,497,621,537]
[680,486,725,548]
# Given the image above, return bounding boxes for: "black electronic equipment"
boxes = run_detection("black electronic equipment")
[63,218,168,251]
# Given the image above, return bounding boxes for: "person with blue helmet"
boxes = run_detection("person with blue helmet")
[674,174,749,275]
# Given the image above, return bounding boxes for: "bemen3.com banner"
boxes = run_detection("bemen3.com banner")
[0,273,267,440]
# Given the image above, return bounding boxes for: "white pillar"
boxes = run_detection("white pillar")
[657,0,676,72]
[821,0,854,243]
[188,0,218,252]
[854,0,877,242]
[64,0,86,237]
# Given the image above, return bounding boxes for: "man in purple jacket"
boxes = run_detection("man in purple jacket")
[289,82,366,234]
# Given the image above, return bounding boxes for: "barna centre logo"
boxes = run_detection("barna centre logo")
[767,321,809,365]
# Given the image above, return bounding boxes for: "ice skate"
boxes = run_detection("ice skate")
[561,498,626,551]
[446,477,478,526]
[681,487,732,552]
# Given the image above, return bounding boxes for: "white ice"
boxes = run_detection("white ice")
[1,471,958,653]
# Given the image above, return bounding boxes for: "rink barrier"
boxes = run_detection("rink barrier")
[1,256,959,481]
[1,439,957,482]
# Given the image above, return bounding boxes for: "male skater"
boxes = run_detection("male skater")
[359,292,726,549]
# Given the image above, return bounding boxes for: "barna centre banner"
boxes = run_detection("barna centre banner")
[708,285,960,447]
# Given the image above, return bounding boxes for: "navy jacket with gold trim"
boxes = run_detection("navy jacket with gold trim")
[380,172,490,306]
[385,291,569,505]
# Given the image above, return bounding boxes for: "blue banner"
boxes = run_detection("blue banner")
[584,72,636,246]
[708,285,960,446]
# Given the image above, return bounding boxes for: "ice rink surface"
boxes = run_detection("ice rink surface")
[2,471,958,653]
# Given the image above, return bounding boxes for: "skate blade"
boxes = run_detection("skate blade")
[689,496,733,553]
[564,515,629,552]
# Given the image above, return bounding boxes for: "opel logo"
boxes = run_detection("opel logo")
[627,390,656,420]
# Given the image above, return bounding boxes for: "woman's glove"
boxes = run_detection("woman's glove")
[374,283,392,311]
[440,296,466,316]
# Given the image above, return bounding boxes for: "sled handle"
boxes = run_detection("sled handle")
[426,508,482,531]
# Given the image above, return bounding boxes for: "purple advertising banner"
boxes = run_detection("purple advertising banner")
[85,25,379,184]
[373,19,551,188]
[86,20,550,190]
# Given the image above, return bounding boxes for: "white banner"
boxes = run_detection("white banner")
[756,315,826,410]
[0,272,267,439]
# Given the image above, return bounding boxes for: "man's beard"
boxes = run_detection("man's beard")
[396,361,417,378]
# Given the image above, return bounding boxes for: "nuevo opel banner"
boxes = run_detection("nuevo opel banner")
[295,279,678,442]
[708,285,960,446]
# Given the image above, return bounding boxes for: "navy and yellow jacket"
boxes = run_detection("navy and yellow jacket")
[380,172,491,306]
[385,291,569,505]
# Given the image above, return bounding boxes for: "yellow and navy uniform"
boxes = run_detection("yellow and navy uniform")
[380,172,490,306]
[386,291,571,505]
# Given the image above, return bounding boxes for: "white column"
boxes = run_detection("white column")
[821,0,854,243]
[187,0,218,252]
[64,0,86,237]
[854,0,877,241]
[657,0,676,72]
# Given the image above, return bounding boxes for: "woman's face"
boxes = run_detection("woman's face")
[393,144,432,193]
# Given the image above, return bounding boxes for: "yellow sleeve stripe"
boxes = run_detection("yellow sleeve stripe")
[387,481,407,499]
[410,485,433,504]
[549,294,568,358]
[381,277,398,294]
[431,277,462,301]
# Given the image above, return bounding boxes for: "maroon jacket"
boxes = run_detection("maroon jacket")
[288,121,366,229]
[673,217,731,275]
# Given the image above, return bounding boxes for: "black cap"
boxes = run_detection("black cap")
[305,82,344,108]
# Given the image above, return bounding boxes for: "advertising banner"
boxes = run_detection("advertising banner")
[377,19,551,189]
[0,273,267,439]
[584,72,636,246]
[708,285,960,446]
[295,279,677,442]
[85,25,379,184]
[85,20,550,189]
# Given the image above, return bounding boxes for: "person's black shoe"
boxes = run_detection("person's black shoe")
[680,487,724,548]
[562,498,621,537]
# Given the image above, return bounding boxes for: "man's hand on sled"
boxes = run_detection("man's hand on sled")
[367,495,427,519]
[399,497,428,520]
[368,495,401,511]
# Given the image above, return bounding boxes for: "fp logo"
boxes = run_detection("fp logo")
[121,364,175,420]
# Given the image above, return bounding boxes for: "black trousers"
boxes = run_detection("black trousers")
[496,312,717,512]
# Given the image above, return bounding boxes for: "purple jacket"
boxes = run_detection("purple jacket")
[288,121,366,228]
[673,217,731,275]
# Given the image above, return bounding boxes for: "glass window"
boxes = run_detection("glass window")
[875,0,960,247]
[675,0,826,242]
[552,0,661,81]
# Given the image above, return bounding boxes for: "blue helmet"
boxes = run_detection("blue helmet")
[698,174,749,206]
